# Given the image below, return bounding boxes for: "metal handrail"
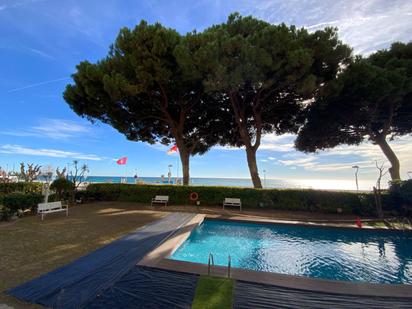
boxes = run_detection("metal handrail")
[208,253,214,275]
[227,255,231,278]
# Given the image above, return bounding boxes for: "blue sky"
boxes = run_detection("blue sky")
[0,0,411,188]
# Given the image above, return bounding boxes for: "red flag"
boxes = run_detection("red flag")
[167,145,178,155]
[116,157,128,165]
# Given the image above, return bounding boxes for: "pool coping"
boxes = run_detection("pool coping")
[138,214,412,298]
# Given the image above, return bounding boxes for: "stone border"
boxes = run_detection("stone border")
[138,214,412,298]
[205,214,412,232]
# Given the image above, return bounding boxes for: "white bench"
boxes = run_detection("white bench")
[37,201,68,220]
[223,198,242,211]
[151,195,169,206]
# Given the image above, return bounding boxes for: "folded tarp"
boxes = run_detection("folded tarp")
[8,212,196,309]
[86,266,198,308]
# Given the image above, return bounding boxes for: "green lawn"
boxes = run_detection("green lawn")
[192,276,234,309]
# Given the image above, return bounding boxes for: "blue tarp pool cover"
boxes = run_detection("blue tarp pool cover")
[86,266,197,308]
[233,280,412,309]
[8,213,197,308]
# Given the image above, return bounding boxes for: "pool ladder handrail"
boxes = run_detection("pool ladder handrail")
[208,253,214,275]
[227,255,231,278]
[208,253,231,278]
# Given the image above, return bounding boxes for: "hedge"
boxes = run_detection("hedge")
[2,192,43,212]
[0,182,43,205]
[0,182,43,195]
[84,183,378,215]
[0,182,43,220]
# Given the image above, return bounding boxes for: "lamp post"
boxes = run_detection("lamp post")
[168,164,172,184]
[134,168,138,184]
[352,165,359,192]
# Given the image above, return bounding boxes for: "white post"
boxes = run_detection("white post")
[176,155,179,185]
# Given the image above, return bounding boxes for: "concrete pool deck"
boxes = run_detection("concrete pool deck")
[139,213,412,299]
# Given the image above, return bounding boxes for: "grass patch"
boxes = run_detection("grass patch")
[192,276,234,309]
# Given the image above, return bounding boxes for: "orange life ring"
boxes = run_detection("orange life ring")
[189,192,199,201]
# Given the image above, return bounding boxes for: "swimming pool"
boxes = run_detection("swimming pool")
[170,219,412,284]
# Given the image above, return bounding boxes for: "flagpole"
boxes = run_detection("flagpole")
[176,155,179,185]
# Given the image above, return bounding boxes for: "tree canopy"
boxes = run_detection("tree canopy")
[296,42,412,180]
[64,21,223,185]
[195,13,352,187]
[64,14,410,187]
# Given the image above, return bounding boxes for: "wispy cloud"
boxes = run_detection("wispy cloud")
[0,144,105,161]
[216,134,295,152]
[2,118,92,140]
[279,156,374,172]
[145,143,169,152]
[259,134,295,152]
[7,77,70,93]
[0,0,45,12]
[25,46,55,60]
[249,0,412,55]
[267,134,412,176]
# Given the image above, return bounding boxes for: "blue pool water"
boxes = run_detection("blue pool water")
[170,219,412,284]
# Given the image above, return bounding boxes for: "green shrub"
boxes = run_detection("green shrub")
[0,205,13,221]
[390,179,412,204]
[50,178,74,200]
[84,183,379,215]
[2,192,43,214]
[0,182,43,194]
[0,182,43,206]
[389,179,412,215]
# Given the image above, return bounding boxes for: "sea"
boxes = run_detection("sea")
[80,176,375,191]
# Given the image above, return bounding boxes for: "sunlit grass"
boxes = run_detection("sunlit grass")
[192,276,234,309]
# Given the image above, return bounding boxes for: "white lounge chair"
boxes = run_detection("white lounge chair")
[151,195,169,206]
[37,201,68,220]
[223,198,242,211]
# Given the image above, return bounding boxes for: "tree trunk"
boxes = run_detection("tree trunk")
[375,137,401,181]
[246,146,262,188]
[179,150,190,185]
[373,186,384,218]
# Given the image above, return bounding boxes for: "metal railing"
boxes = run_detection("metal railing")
[227,255,231,278]
[208,253,214,275]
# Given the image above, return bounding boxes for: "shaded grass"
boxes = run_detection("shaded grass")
[192,276,234,309]
[0,202,167,308]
